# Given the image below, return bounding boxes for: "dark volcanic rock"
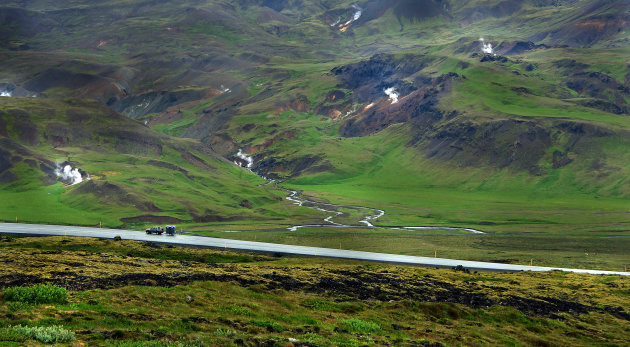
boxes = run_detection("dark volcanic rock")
[408,119,552,171]
[339,73,459,137]
[566,71,629,114]
[495,41,549,55]
[0,148,13,174]
[255,154,331,179]
[479,54,508,63]
[331,54,425,102]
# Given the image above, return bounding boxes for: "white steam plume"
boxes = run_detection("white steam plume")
[235,149,253,168]
[55,164,86,185]
[0,90,12,97]
[341,105,357,119]
[479,37,494,54]
[344,4,362,26]
[384,87,399,104]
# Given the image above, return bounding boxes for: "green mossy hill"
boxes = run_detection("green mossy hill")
[0,97,318,228]
[0,236,628,346]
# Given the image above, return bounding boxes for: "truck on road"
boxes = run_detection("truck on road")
[145,226,164,235]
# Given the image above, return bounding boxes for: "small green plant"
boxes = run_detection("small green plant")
[10,325,76,343]
[213,328,234,337]
[224,305,253,316]
[0,326,26,342]
[342,318,381,333]
[6,301,31,312]
[3,283,68,304]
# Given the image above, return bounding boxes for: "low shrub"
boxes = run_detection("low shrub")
[342,318,381,333]
[10,325,76,343]
[3,283,68,304]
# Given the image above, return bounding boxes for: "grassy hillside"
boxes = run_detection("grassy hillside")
[0,97,322,228]
[0,236,628,346]
[205,41,630,232]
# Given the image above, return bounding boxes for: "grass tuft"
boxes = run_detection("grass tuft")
[341,318,381,333]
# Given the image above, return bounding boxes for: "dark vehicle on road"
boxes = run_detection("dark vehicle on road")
[165,225,176,236]
[146,226,164,235]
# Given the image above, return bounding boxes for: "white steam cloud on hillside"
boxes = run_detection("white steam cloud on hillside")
[55,164,87,185]
[344,4,362,26]
[335,4,362,32]
[479,37,494,54]
[384,87,399,104]
[235,149,253,168]
[0,89,12,97]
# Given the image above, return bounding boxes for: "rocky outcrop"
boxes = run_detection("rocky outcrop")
[339,73,460,137]
[494,41,549,55]
[406,117,620,173]
[111,89,211,119]
[566,71,629,114]
[255,154,333,179]
[408,119,552,172]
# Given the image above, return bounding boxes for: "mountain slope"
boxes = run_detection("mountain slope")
[0,97,317,228]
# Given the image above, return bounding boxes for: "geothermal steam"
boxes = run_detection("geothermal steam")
[335,4,362,32]
[384,87,399,104]
[344,4,362,26]
[55,164,87,185]
[0,89,12,97]
[341,105,357,119]
[479,37,494,54]
[235,149,253,168]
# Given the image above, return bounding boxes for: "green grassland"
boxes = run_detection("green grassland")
[0,236,628,346]
[0,97,326,228]
[197,226,630,271]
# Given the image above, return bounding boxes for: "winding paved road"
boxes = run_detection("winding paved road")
[2,222,629,276]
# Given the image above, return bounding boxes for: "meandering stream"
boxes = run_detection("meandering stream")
[269,180,485,234]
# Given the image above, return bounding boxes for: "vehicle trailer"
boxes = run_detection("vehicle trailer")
[165,225,176,236]
[145,226,164,235]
